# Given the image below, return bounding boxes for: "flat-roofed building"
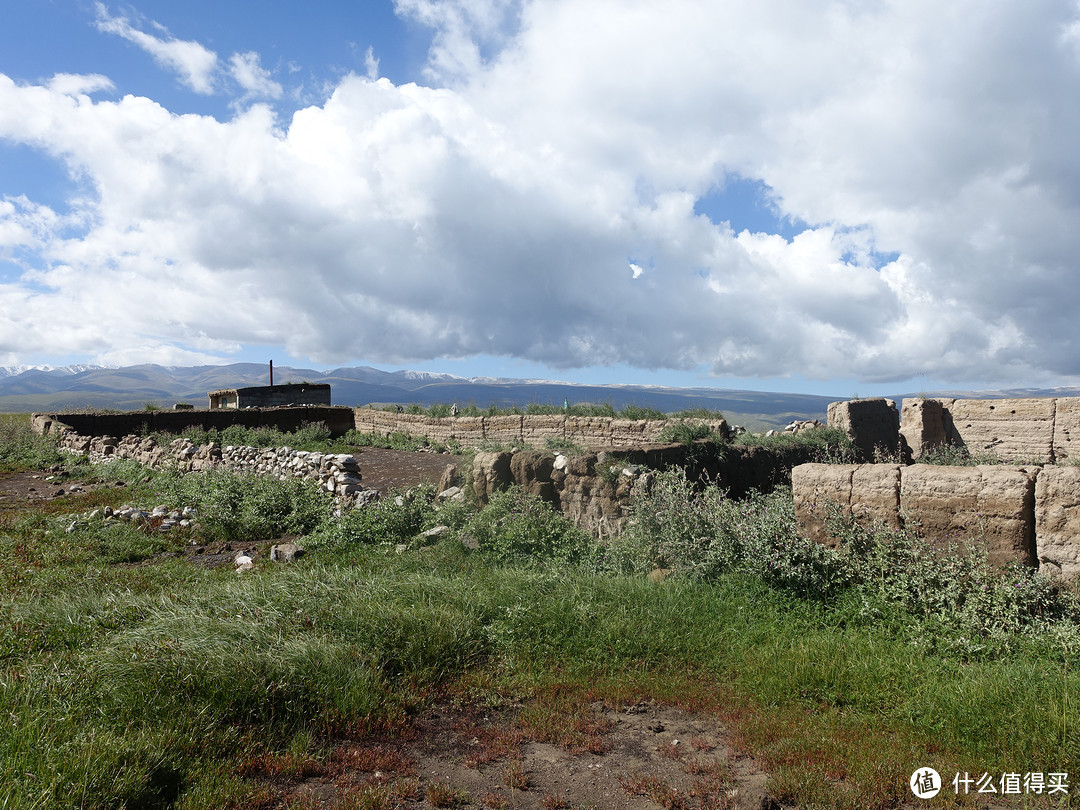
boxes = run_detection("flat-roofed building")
[208,383,331,409]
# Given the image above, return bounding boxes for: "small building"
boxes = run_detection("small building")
[208,383,332,410]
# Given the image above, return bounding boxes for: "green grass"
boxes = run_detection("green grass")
[0,413,71,473]
[2,414,1079,808]
[377,402,722,420]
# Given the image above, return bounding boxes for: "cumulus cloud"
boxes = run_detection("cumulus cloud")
[2,0,1080,385]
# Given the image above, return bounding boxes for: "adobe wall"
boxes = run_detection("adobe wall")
[34,407,727,452]
[831,395,1080,464]
[351,408,729,450]
[33,406,357,439]
[792,462,1080,575]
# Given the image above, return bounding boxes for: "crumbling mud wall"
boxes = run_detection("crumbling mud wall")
[33,407,357,439]
[791,462,1080,576]
[352,408,729,449]
[829,395,1080,464]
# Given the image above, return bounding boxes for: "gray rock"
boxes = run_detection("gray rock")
[269,543,305,563]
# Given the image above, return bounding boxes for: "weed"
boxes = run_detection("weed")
[0,414,69,471]
[463,487,597,567]
[305,487,437,552]
[733,426,859,464]
[658,419,724,446]
[502,760,531,790]
[426,781,470,807]
[544,436,583,452]
[918,443,1003,466]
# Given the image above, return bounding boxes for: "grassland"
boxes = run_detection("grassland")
[1,414,1078,809]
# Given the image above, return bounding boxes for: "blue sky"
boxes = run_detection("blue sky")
[2,1,1080,397]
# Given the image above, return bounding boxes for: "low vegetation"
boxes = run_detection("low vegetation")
[2,417,1077,808]
[378,402,724,421]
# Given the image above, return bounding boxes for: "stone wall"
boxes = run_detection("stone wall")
[35,407,729,453]
[792,462,1076,574]
[54,429,377,506]
[352,408,728,449]
[475,441,830,536]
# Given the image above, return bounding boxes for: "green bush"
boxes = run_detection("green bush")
[657,419,724,446]
[615,468,1080,658]
[611,468,844,597]
[0,415,68,471]
[152,468,333,545]
[734,426,859,463]
[918,443,1002,466]
[464,488,597,566]
[305,488,438,552]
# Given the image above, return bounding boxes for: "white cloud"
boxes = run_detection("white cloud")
[47,73,115,97]
[95,3,217,94]
[2,0,1080,385]
[229,52,283,100]
[364,47,380,81]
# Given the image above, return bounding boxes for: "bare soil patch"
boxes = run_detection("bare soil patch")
[350,446,461,494]
[252,692,781,810]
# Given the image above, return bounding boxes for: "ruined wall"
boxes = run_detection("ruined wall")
[476,442,827,536]
[352,408,728,449]
[833,395,1080,464]
[33,406,357,439]
[792,462,1073,574]
[53,430,376,507]
[35,407,728,451]
[827,399,902,461]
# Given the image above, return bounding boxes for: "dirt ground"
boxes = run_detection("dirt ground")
[349,446,462,494]
[266,693,780,810]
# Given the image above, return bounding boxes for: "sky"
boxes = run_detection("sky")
[2,0,1080,397]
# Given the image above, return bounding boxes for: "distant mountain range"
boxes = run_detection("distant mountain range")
[3,363,1078,432]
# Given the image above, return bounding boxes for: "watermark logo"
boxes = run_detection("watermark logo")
[910,768,1069,799]
[910,768,942,799]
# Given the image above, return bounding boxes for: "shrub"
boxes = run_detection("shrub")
[305,489,437,552]
[658,419,724,446]
[152,469,332,545]
[0,415,68,471]
[464,488,597,566]
[734,426,858,464]
[610,469,845,598]
[918,443,1002,466]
